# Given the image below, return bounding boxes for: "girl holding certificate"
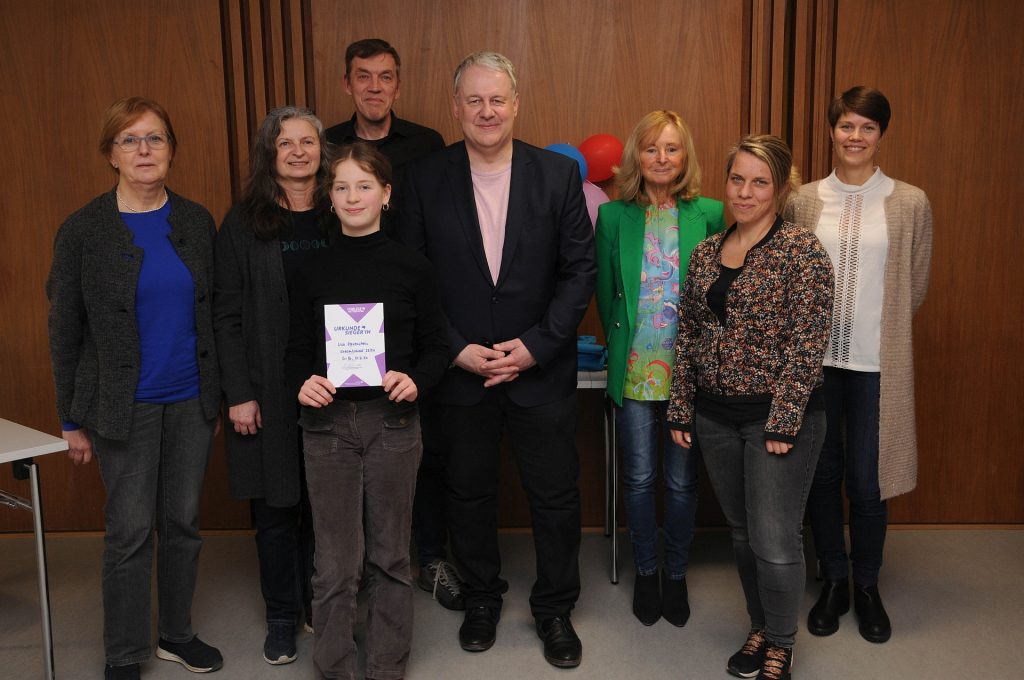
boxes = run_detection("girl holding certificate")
[286,141,448,680]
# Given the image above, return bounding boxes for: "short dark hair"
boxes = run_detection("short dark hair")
[828,86,892,134]
[344,38,401,79]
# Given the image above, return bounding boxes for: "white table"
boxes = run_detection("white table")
[577,371,619,585]
[1,418,68,680]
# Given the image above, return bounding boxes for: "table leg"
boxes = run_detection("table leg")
[607,400,619,584]
[603,399,611,538]
[29,463,55,680]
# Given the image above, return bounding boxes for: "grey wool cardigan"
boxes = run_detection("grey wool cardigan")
[47,189,220,440]
[785,179,933,500]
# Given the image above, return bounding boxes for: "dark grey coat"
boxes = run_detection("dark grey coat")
[212,205,299,507]
[47,189,220,440]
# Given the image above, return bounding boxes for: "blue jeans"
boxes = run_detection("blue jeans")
[616,398,698,577]
[301,397,422,680]
[91,398,215,666]
[806,367,887,586]
[697,409,825,648]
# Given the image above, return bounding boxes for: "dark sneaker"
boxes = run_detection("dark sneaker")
[105,664,140,680]
[157,635,224,673]
[757,645,793,680]
[727,628,766,678]
[263,622,297,665]
[418,559,466,611]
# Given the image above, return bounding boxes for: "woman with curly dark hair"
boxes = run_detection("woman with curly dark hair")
[213,106,332,665]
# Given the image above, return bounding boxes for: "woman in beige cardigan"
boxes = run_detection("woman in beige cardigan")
[785,86,932,645]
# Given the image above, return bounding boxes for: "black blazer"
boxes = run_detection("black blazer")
[397,139,596,407]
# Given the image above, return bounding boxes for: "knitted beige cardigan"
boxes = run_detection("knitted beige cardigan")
[785,178,932,499]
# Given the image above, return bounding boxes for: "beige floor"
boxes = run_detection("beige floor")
[2,528,1022,679]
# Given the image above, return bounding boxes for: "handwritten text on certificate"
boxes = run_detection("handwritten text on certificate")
[324,303,386,388]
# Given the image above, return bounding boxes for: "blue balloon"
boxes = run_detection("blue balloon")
[545,143,587,182]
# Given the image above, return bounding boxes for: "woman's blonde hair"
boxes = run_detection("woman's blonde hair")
[614,110,702,205]
[725,134,800,211]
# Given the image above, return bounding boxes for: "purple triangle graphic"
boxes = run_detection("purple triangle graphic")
[341,373,370,387]
[375,353,387,377]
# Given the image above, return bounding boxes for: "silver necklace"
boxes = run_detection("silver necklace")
[117,189,168,213]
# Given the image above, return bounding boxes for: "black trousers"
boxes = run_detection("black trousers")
[412,397,450,567]
[251,455,315,625]
[443,387,581,619]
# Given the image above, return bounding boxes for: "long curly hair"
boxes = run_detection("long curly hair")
[240,106,332,240]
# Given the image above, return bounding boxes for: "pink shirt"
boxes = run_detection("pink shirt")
[471,164,512,283]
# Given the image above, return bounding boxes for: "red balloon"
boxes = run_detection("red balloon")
[578,133,624,183]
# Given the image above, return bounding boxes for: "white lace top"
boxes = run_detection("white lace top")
[815,168,894,371]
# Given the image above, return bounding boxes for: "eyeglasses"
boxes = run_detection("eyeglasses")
[114,133,170,152]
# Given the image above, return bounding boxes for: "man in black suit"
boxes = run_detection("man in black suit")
[397,51,595,669]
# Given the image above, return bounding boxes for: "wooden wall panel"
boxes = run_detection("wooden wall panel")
[221,0,316,198]
[0,0,245,531]
[828,0,1024,522]
[3,0,1018,532]
[311,0,745,202]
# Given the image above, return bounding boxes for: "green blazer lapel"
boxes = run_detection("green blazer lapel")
[618,201,646,332]
[675,198,708,284]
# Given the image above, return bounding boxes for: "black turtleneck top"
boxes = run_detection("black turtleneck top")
[286,229,448,402]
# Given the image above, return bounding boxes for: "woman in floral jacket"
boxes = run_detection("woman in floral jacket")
[668,134,833,680]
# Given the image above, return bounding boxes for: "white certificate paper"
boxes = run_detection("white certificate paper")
[324,303,385,388]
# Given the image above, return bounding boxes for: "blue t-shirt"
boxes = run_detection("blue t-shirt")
[121,202,200,403]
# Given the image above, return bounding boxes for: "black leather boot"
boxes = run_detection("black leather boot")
[632,571,661,625]
[660,570,690,627]
[807,577,849,636]
[854,584,891,643]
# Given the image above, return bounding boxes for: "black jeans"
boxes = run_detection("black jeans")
[92,398,214,666]
[251,450,314,625]
[412,397,449,567]
[443,388,581,620]
[806,367,887,586]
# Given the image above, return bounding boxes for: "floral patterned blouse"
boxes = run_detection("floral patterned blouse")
[667,218,834,441]
[624,203,680,400]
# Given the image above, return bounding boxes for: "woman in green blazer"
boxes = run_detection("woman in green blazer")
[596,110,724,627]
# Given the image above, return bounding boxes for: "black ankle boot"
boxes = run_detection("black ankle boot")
[632,571,661,625]
[808,577,849,636]
[854,583,891,643]
[660,571,690,627]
